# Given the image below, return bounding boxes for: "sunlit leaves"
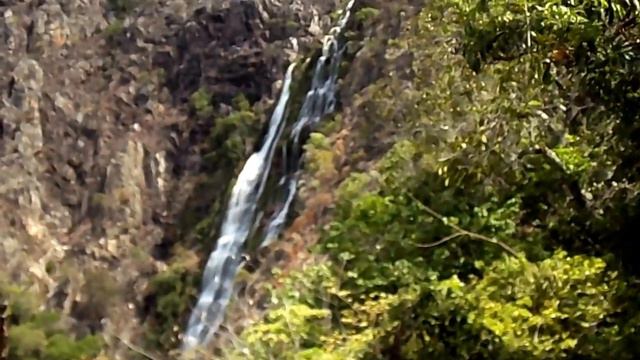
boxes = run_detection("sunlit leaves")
[305,132,338,182]
[1,279,103,360]
[463,251,618,358]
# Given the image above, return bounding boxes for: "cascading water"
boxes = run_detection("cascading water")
[182,0,356,351]
[262,0,356,246]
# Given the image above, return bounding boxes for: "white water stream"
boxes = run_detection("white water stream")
[262,0,355,246]
[182,0,356,350]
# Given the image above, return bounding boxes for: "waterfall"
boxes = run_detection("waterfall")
[182,64,296,350]
[261,0,356,246]
[182,0,356,351]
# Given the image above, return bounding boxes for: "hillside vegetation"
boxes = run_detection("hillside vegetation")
[226,0,640,358]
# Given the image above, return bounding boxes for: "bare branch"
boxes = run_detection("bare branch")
[414,232,465,248]
[407,193,522,258]
[108,331,163,360]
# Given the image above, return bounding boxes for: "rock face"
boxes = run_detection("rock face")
[157,0,340,104]
[160,1,278,104]
[0,0,340,356]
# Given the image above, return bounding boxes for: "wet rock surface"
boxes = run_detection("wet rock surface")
[0,0,340,356]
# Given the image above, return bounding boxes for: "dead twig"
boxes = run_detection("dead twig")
[413,232,465,248]
[407,193,521,258]
[108,331,163,360]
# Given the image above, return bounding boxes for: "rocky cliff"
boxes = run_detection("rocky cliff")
[0,0,343,358]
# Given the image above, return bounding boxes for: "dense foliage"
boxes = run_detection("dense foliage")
[0,278,103,360]
[227,0,640,358]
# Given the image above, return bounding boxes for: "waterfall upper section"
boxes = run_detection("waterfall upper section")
[261,0,356,247]
[182,0,356,351]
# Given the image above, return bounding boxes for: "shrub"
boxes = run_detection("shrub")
[144,249,200,349]
[107,0,139,17]
[190,88,214,117]
[1,278,103,360]
[354,7,381,24]
[104,20,125,41]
